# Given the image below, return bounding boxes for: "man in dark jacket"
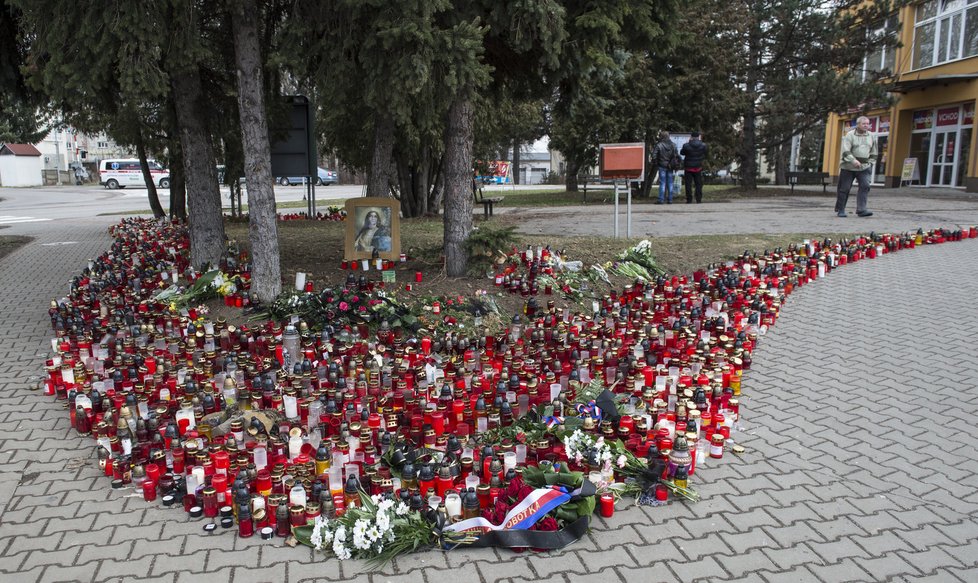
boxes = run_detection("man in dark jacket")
[680,132,708,203]
[651,131,679,204]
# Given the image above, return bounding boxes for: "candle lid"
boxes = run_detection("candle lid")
[202,522,217,533]
[220,517,234,529]
[220,505,233,518]
[162,495,176,507]
[110,479,124,489]
[260,527,274,540]
[189,506,203,518]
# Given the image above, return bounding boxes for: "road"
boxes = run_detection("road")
[0,183,363,225]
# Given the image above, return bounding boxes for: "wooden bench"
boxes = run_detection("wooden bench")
[786,171,830,193]
[579,174,605,202]
[473,184,504,217]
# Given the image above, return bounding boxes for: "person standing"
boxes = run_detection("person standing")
[835,116,877,217]
[652,131,679,204]
[680,131,708,203]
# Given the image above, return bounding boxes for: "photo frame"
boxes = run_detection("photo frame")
[344,197,401,261]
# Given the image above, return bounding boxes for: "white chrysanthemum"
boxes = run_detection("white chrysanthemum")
[395,502,409,516]
[375,511,390,532]
[321,528,334,545]
[377,498,395,512]
[352,531,369,551]
[371,494,384,505]
[332,528,351,560]
[366,526,381,542]
[333,542,351,560]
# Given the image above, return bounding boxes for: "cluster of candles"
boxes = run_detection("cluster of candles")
[43,219,976,541]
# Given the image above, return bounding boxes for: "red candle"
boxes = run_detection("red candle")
[431,411,445,435]
[142,480,157,502]
[145,463,161,485]
[618,415,634,434]
[212,450,230,476]
[415,271,423,282]
[599,493,614,518]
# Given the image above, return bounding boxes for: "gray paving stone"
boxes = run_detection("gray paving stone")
[38,563,97,583]
[151,550,209,577]
[616,562,679,583]
[175,567,233,583]
[94,556,155,580]
[895,547,966,575]
[286,557,342,582]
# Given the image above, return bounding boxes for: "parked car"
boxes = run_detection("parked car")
[277,167,338,186]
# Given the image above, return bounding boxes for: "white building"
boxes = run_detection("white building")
[0,143,44,187]
[35,128,128,173]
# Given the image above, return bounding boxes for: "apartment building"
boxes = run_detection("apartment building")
[823,0,977,191]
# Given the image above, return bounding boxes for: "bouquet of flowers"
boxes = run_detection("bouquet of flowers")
[561,429,700,503]
[155,269,242,308]
[256,286,404,330]
[294,492,476,569]
[607,239,664,281]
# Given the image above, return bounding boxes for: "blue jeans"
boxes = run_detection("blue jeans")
[836,168,871,213]
[658,167,673,202]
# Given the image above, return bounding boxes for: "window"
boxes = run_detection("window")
[913,0,978,69]
[864,15,900,79]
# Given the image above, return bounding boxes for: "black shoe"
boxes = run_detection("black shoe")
[655,200,663,205]
[686,198,693,204]
[857,211,873,217]
[667,200,672,204]
[837,211,847,217]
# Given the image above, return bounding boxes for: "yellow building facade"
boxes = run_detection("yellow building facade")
[824,0,978,191]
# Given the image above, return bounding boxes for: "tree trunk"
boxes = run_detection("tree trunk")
[231,0,282,303]
[442,95,475,277]
[136,130,166,218]
[170,65,225,269]
[396,156,416,218]
[739,27,760,191]
[565,158,580,192]
[415,150,430,217]
[427,152,444,214]
[367,112,395,198]
[167,99,187,220]
[170,159,187,220]
[773,144,788,185]
[512,138,521,185]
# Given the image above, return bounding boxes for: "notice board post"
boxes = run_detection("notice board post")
[270,96,317,217]
[600,143,645,238]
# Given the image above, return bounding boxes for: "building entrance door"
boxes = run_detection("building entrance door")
[929,129,958,186]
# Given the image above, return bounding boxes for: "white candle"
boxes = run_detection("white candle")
[295,272,306,291]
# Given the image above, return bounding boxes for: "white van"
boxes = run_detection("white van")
[99,158,170,189]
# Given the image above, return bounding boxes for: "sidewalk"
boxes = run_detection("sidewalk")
[0,197,976,582]
[505,186,978,238]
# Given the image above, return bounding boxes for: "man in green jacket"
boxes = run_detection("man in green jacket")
[835,116,877,218]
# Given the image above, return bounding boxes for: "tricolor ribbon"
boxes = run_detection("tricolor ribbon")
[444,486,572,534]
[543,415,564,429]
[576,400,602,420]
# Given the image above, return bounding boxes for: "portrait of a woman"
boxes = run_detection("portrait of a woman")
[353,209,392,252]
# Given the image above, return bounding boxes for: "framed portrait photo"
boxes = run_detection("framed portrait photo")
[344,197,401,261]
